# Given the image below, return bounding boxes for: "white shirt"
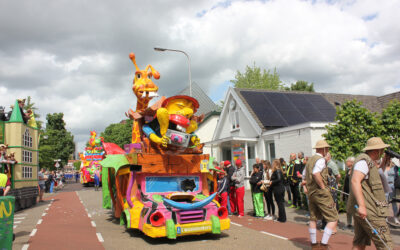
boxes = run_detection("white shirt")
[312,153,327,174]
[354,160,369,179]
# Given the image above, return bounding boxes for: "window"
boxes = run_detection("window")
[230,110,240,130]
[23,150,33,163]
[23,129,33,148]
[145,176,200,193]
[265,142,276,161]
[22,166,33,178]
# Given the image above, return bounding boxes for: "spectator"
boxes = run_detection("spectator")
[384,157,399,225]
[231,159,245,217]
[38,168,46,202]
[49,171,56,193]
[250,164,264,218]
[262,160,275,220]
[75,171,80,183]
[216,167,229,209]
[326,153,341,186]
[269,159,286,222]
[343,156,354,229]
[94,167,100,191]
[280,158,292,205]
[287,153,301,209]
[225,160,236,215]
[0,173,11,196]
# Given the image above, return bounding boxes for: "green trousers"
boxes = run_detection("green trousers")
[252,192,265,217]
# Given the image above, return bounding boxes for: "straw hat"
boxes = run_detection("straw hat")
[362,137,390,151]
[313,139,331,149]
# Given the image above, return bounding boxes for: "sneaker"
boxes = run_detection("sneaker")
[288,200,292,205]
[346,224,353,229]
[296,206,301,210]
[238,215,244,218]
[289,205,296,208]
[264,215,273,220]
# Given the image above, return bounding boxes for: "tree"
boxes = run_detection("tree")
[73,161,81,170]
[324,100,381,161]
[39,113,75,170]
[101,119,133,148]
[24,96,43,129]
[285,80,315,92]
[230,63,283,90]
[380,100,400,153]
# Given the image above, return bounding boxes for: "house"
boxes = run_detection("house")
[207,87,400,185]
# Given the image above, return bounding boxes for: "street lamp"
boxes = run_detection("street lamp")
[154,47,192,97]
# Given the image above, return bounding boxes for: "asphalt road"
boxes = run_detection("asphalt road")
[11,182,400,249]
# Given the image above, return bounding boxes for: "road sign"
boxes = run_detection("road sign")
[55,162,60,168]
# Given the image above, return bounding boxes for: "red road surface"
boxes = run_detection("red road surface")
[28,192,104,250]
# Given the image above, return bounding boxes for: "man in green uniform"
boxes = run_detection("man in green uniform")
[347,137,392,250]
[287,153,301,209]
[305,140,338,249]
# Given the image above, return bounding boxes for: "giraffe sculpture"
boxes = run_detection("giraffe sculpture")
[127,53,160,143]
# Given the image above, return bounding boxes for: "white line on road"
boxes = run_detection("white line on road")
[14,221,22,224]
[230,222,242,227]
[30,229,37,237]
[13,225,17,229]
[37,219,43,225]
[260,231,288,240]
[42,213,47,217]
[91,221,96,227]
[22,244,29,250]
[14,217,26,220]
[96,233,104,242]
[45,208,49,211]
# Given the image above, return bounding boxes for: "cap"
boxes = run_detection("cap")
[224,160,231,167]
[235,159,242,166]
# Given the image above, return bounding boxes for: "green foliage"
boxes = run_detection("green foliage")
[101,119,133,148]
[73,161,81,170]
[380,100,400,153]
[284,81,315,92]
[215,100,224,112]
[324,100,381,161]
[39,113,75,170]
[230,63,283,90]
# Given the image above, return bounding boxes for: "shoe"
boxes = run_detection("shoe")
[395,218,400,225]
[288,200,292,205]
[346,224,353,229]
[238,215,244,218]
[289,205,296,208]
[264,215,273,220]
[296,206,301,210]
[319,243,330,249]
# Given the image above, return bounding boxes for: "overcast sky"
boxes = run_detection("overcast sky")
[1,0,399,152]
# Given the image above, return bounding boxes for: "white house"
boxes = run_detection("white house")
[206,87,400,187]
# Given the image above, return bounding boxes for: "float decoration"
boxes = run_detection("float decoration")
[80,131,104,186]
[99,53,230,239]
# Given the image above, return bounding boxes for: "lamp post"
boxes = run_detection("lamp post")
[154,47,192,97]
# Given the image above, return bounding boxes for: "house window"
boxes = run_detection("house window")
[265,142,276,161]
[23,129,33,148]
[22,166,33,178]
[23,150,33,163]
[230,110,240,130]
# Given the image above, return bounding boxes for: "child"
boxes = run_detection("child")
[217,167,229,209]
[250,164,264,218]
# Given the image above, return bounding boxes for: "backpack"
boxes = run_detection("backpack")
[394,166,400,189]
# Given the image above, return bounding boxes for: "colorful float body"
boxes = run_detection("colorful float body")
[100,53,229,239]
[80,132,104,185]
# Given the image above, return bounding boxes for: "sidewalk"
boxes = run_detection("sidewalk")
[28,191,104,250]
[235,189,400,248]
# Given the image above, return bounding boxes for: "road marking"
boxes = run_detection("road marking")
[14,221,22,224]
[51,198,54,201]
[42,213,47,217]
[88,214,92,218]
[37,219,43,225]
[45,208,49,211]
[231,222,242,227]
[30,229,37,237]
[91,221,96,227]
[13,225,17,229]
[96,233,104,242]
[260,231,288,240]
[14,217,26,220]
[22,244,29,250]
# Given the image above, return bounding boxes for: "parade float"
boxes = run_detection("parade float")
[0,99,39,211]
[80,131,104,186]
[99,53,230,239]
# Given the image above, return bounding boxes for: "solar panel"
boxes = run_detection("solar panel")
[239,90,336,128]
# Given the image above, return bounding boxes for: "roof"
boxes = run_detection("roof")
[235,88,400,131]
[8,100,24,123]
[178,82,218,116]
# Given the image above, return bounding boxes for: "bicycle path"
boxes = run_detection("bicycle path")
[27,191,104,250]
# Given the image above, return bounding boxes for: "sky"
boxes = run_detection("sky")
[1,0,399,153]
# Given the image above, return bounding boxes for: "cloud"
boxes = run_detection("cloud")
[1,0,399,152]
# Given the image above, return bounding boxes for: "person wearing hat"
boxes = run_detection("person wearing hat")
[305,139,338,249]
[224,160,237,214]
[347,137,392,250]
[231,159,245,217]
[216,167,229,209]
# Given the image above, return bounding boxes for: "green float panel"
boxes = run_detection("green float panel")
[0,196,15,250]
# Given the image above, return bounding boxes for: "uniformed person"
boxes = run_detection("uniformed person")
[347,137,392,250]
[287,153,301,209]
[305,140,338,249]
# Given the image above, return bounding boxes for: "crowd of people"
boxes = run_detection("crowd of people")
[37,168,67,201]
[211,136,399,249]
